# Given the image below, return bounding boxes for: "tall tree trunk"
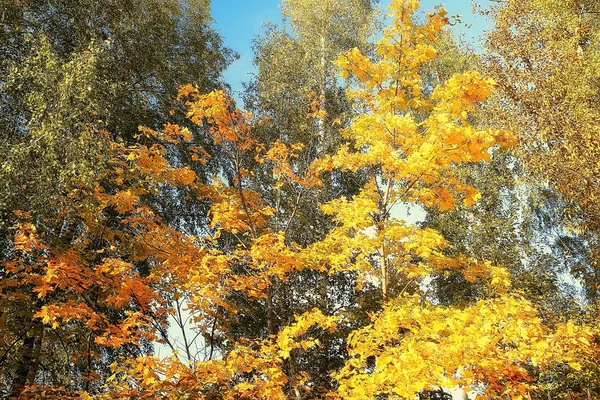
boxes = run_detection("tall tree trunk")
[10,326,43,399]
[10,334,35,399]
[379,178,393,302]
[316,34,327,156]
[380,241,388,302]
[267,285,275,336]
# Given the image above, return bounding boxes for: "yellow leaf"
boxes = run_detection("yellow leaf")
[568,361,582,371]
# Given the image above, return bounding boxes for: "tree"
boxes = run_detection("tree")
[0,0,234,139]
[0,40,117,397]
[0,0,235,232]
[279,0,376,155]
[321,0,594,397]
[1,89,280,397]
[238,0,379,392]
[482,0,600,301]
[420,33,581,315]
[481,2,600,395]
[0,131,188,397]
[92,87,341,399]
[0,0,234,396]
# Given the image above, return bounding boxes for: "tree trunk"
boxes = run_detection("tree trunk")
[316,34,326,156]
[267,285,275,336]
[10,326,43,399]
[380,242,388,302]
[379,178,392,302]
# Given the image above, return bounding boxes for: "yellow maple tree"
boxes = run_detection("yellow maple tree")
[313,0,596,398]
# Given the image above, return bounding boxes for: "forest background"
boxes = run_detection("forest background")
[1,0,599,399]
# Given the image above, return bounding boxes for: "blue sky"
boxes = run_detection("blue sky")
[211,0,493,104]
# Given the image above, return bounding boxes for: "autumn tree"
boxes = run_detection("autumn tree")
[0,136,178,397]
[317,0,595,397]
[480,1,600,395]
[244,0,378,238]
[83,86,345,399]
[420,33,582,317]
[0,0,235,236]
[0,0,234,396]
[1,85,290,398]
[482,0,600,303]
[100,1,594,398]
[238,0,379,392]
[0,41,117,397]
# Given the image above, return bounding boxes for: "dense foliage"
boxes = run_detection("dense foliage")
[1,0,599,399]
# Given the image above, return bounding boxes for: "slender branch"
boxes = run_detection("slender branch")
[283,188,304,236]
[208,315,217,361]
[175,298,192,361]
[140,237,174,257]
[129,291,177,357]
[85,331,93,392]
[233,145,258,239]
